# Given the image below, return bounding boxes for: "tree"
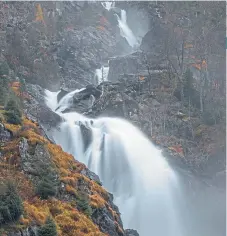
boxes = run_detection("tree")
[0,181,23,225]
[37,217,57,236]
[4,111,22,125]
[36,175,57,200]
[5,99,22,117]
[76,194,92,217]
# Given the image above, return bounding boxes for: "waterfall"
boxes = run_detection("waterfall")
[116,10,139,48]
[101,1,115,11]
[94,65,109,84]
[45,89,183,236]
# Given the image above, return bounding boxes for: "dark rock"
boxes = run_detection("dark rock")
[7,226,38,236]
[81,168,102,185]
[0,123,12,142]
[92,207,124,236]
[57,88,68,102]
[71,85,101,113]
[140,23,169,54]
[79,122,92,151]
[19,138,52,176]
[125,229,140,236]
[108,54,141,82]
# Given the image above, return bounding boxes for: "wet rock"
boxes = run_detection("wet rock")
[79,122,92,151]
[71,85,101,113]
[57,88,68,102]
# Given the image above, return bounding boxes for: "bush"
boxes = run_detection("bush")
[4,111,22,125]
[36,175,57,200]
[0,62,9,77]
[5,99,22,117]
[37,217,57,236]
[0,77,9,105]
[76,194,92,217]
[0,181,23,225]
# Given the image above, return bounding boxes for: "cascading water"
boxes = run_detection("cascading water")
[101,1,115,11]
[94,65,109,84]
[45,89,183,236]
[116,9,139,48]
[101,1,140,48]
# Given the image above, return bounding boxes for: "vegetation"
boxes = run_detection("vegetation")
[0,181,23,225]
[76,194,92,217]
[0,75,9,106]
[37,217,57,236]
[4,111,22,125]
[36,175,57,200]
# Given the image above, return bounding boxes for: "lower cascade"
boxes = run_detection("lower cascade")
[45,89,183,236]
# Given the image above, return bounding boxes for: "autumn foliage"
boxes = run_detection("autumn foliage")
[0,106,121,234]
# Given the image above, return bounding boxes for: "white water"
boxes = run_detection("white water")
[116,10,139,48]
[101,1,115,11]
[45,89,183,236]
[94,66,109,84]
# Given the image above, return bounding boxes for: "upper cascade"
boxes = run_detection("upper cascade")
[45,89,183,236]
[101,1,115,11]
[116,9,139,48]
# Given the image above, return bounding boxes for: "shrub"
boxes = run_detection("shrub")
[4,111,22,125]
[5,99,22,117]
[76,194,92,217]
[0,62,9,77]
[36,175,57,200]
[37,217,57,236]
[0,181,23,225]
[0,76,9,105]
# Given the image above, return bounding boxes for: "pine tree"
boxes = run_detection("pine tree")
[37,217,57,236]
[0,181,23,225]
[76,194,92,217]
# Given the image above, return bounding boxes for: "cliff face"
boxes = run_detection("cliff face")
[0,1,123,90]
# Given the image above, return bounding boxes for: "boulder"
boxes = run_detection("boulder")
[57,88,68,102]
[71,85,101,113]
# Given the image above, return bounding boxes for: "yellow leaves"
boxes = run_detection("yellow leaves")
[184,43,193,49]
[9,81,30,99]
[4,123,21,134]
[139,76,145,81]
[61,176,77,186]
[90,194,106,209]
[20,129,47,145]
[49,200,106,236]
[195,125,207,137]
[19,216,30,226]
[65,184,77,196]
[191,59,207,71]
[97,26,105,31]
[35,4,45,24]
[23,200,49,225]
